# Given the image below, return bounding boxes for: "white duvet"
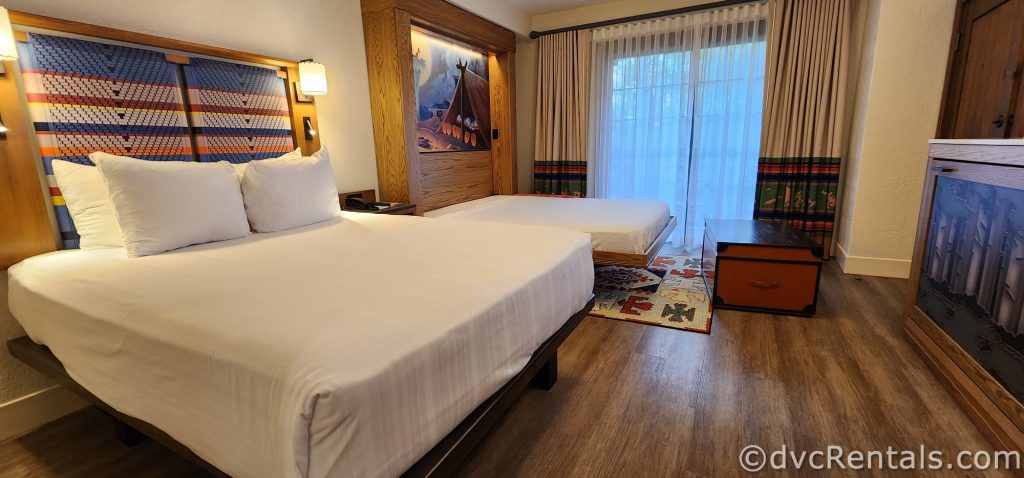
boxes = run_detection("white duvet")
[424,195,671,254]
[8,213,594,477]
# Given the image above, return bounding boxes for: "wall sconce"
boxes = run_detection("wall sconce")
[297,59,327,101]
[0,6,18,76]
[303,116,316,141]
[0,114,7,140]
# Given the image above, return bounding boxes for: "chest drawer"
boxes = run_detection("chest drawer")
[713,258,820,315]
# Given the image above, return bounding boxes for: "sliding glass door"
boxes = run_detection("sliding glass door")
[590,3,768,247]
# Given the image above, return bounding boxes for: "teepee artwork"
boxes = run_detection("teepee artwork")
[411,29,490,153]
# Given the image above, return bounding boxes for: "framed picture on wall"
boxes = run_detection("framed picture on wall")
[411,28,490,153]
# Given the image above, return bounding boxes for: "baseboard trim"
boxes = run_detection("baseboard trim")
[0,386,88,442]
[835,243,911,279]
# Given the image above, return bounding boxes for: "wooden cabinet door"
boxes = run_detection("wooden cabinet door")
[940,0,1024,139]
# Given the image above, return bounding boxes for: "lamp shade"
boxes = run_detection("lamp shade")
[0,7,17,61]
[298,60,327,96]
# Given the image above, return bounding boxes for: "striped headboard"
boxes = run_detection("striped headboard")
[18,33,192,249]
[182,58,294,163]
[16,33,296,249]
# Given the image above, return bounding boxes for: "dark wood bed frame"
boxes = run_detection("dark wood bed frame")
[6,296,595,477]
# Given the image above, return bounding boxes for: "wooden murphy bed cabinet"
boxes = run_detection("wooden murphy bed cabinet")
[905,139,1024,451]
[360,0,517,215]
[702,219,823,316]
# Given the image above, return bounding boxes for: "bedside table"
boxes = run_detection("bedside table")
[338,189,416,215]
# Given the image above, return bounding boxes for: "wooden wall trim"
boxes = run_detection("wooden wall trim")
[0,59,59,269]
[394,10,423,207]
[283,66,322,155]
[489,52,516,195]
[9,11,299,68]
[934,0,965,138]
[360,0,516,52]
[362,8,415,204]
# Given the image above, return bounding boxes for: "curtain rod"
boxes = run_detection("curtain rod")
[528,0,761,39]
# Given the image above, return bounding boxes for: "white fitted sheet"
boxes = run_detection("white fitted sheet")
[424,195,671,255]
[8,213,594,478]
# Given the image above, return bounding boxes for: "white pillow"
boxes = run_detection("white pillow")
[50,160,122,249]
[91,152,251,257]
[240,146,341,232]
[224,148,302,180]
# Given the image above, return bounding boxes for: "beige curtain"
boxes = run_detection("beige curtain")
[533,30,591,196]
[754,0,852,258]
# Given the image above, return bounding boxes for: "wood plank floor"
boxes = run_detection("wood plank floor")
[0,262,1000,477]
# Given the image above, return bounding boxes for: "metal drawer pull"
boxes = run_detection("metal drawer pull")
[930,166,957,173]
[751,280,780,289]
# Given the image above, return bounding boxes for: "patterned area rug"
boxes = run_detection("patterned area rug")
[591,255,713,334]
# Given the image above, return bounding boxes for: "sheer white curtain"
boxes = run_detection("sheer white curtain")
[589,2,769,247]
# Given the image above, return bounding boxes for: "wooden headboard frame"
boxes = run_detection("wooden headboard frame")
[0,11,321,269]
[361,0,517,215]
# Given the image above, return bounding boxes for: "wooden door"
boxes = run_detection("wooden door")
[939,0,1024,138]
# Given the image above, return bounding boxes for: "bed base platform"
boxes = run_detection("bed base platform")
[592,216,676,268]
[6,296,595,478]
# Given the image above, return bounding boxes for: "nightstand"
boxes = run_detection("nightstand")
[338,189,416,215]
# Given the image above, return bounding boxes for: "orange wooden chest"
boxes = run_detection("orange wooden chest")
[702,219,823,316]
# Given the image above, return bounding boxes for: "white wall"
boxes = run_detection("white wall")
[0,0,378,437]
[531,0,708,31]
[448,0,530,35]
[836,0,957,278]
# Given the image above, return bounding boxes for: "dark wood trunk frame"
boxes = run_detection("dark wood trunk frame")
[7,296,595,477]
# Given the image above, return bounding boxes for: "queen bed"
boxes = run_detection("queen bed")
[424,195,676,268]
[8,213,595,477]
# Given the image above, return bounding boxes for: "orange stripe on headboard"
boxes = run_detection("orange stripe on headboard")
[196,146,294,154]
[39,147,194,157]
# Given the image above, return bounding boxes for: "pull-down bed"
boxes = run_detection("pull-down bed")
[424,195,676,268]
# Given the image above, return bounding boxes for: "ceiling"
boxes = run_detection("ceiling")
[504,0,609,16]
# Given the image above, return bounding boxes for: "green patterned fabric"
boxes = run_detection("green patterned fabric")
[753,156,841,256]
[534,160,587,196]
[753,0,852,259]
[533,30,590,197]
